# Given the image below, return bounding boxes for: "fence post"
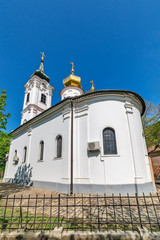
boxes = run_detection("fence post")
[135,193,143,229]
[58,194,60,228]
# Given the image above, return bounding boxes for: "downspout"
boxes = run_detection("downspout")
[124,95,138,194]
[70,100,73,194]
[126,112,138,194]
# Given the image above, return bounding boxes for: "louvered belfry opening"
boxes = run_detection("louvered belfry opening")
[41,93,46,104]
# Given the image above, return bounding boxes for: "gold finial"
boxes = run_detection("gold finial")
[40,52,46,61]
[90,80,95,92]
[70,62,75,75]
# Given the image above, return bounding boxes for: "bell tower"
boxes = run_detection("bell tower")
[60,62,84,100]
[21,53,54,125]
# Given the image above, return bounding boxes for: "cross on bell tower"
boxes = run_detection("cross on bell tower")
[21,53,54,125]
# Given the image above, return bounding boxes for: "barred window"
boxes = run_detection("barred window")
[39,141,44,160]
[23,146,27,163]
[56,135,62,158]
[41,94,46,104]
[26,93,30,102]
[103,128,117,155]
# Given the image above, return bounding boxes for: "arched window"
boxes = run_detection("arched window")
[39,141,44,160]
[23,146,27,163]
[103,128,117,155]
[56,135,62,158]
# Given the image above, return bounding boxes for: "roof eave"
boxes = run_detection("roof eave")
[12,90,145,135]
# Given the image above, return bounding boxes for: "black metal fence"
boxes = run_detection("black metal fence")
[0,193,160,232]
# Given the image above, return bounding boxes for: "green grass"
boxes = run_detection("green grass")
[0,201,159,232]
[0,208,139,232]
[0,209,63,231]
[0,201,77,231]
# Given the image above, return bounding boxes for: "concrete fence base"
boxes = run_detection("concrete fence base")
[0,227,160,240]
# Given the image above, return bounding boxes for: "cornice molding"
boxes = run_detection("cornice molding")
[24,76,54,91]
[13,90,145,136]
[21,104,44,114]
[15,100,71,136]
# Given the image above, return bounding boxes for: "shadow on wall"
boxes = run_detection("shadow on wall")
[9,164,33,187]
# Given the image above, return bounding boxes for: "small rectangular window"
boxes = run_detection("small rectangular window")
[40,141,44,160]
[26,93,30,103]
[23,146,27,163]
[41,94,46,104]
[56,135,62,158]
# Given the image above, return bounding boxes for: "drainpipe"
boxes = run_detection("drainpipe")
[126,112,138,194]
[124,95,138,194]
[70,100,73,194]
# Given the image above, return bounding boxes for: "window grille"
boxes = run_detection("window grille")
[56,135,62,158]
[103,128,117,155]
[41,94,46,104]
[23,146,27,163]
[26,93,30,102]
[40,141,44,160]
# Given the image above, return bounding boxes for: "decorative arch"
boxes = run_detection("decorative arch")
[103,128,117,155]
[56,135,62,158]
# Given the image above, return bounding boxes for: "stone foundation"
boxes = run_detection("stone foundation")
[0,228,160,240]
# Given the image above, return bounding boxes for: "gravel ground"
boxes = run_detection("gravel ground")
[0,180,60,198]
[0,181,160,231]
[0,180,160,197]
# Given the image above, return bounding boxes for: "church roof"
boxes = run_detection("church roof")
[30,58,50,82]
[12,90,145,135]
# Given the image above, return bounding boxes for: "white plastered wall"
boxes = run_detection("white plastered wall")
[72,94,152,187]
[4,131,29,179]
[4,92,153,193]
[5,107,71,185]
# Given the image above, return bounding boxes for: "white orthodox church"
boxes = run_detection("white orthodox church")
[4,54,156,195]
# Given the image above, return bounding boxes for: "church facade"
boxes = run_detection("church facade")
[4,56,156,195]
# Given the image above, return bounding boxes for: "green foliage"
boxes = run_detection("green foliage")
[142,101,160,148]
[0,89,12,174]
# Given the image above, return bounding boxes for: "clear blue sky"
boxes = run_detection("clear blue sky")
[0,0,160,132]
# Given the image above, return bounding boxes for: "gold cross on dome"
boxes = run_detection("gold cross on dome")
[90,80,95,92]
[90,80,95,87]
[40,52,46,61]
[70,62,75,75]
